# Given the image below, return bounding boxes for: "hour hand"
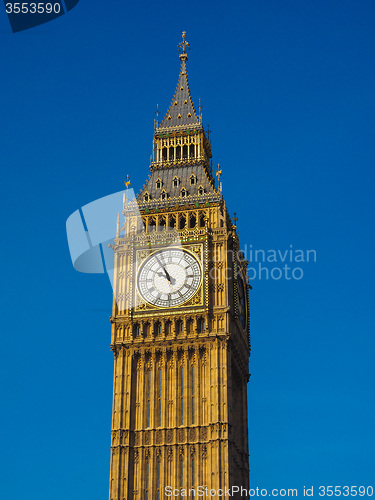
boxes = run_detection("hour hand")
[164,268,176,285]
[164,268,172,282]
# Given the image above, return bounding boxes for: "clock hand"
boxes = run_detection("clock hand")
[163,267,177,286]
[155,270,175,285]
[164,268,172,282]
[155,256,173,283]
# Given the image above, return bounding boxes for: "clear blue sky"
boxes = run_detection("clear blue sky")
[1,1,374,498]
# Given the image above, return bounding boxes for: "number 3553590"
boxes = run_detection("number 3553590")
[319,486,373,496]
[6,3,61,14]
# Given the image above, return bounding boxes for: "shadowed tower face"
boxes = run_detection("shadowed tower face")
[109,33,250,499]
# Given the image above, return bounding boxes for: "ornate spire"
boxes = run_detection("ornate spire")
[159,32,199,129]
[177,31,190,61]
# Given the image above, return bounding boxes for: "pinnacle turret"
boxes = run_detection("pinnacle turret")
[158,32,200,129]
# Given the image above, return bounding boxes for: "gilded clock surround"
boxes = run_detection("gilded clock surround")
[109,33,250,500]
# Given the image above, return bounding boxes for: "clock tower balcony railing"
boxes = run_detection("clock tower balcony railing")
[151,155,206,170]
[135,191,222,211]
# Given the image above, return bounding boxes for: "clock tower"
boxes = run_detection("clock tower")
[109,33,250,499]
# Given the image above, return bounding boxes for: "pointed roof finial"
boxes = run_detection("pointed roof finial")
[216,164,222,192]
[159,32,199,129]
[124,174,131,189]
[216,165,222,182]
[124,175,131,206]
[155,104,159,129]
[178,31,190,61]
[206,123,211,140]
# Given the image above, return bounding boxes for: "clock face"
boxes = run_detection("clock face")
[137,248,202,308]
[237,273,247,330]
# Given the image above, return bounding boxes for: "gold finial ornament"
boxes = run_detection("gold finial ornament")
[124,174,131,189]
[124,174,131,206]
[216,164,222,192]
[178,31,190,61]
[216,165,222,182]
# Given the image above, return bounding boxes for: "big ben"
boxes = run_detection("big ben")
[109,33,250,499]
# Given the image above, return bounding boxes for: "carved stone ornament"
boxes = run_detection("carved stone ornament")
[156,430,162,444]
[179,428,184,442]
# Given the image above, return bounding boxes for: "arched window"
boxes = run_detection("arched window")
[156,178,162,189]
[179,214,186,229]
[183,144,188,158]
[176,146,181,160]
[189,144,195,158]
[180,457,184,487]
[160,190,167,201]
[190,174,196,185]
[162,147,168,161]
[189,213,196,228]
[180,188,187,198]
[199,213,206,227]
[157,459,161,500]
[173,176,179,187]
[158,368,162,426]
[144,192,150,202]
[176,319,184,333]
[197,317,205,333]
[146,460,150,500]
[198,185,204,196]
[192,365,195,425]
[133,324,141,337]
[146,369,151,427]
[180,366,184,425]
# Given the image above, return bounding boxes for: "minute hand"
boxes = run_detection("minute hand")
[163,267,176,285]
[156,257,175,284]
